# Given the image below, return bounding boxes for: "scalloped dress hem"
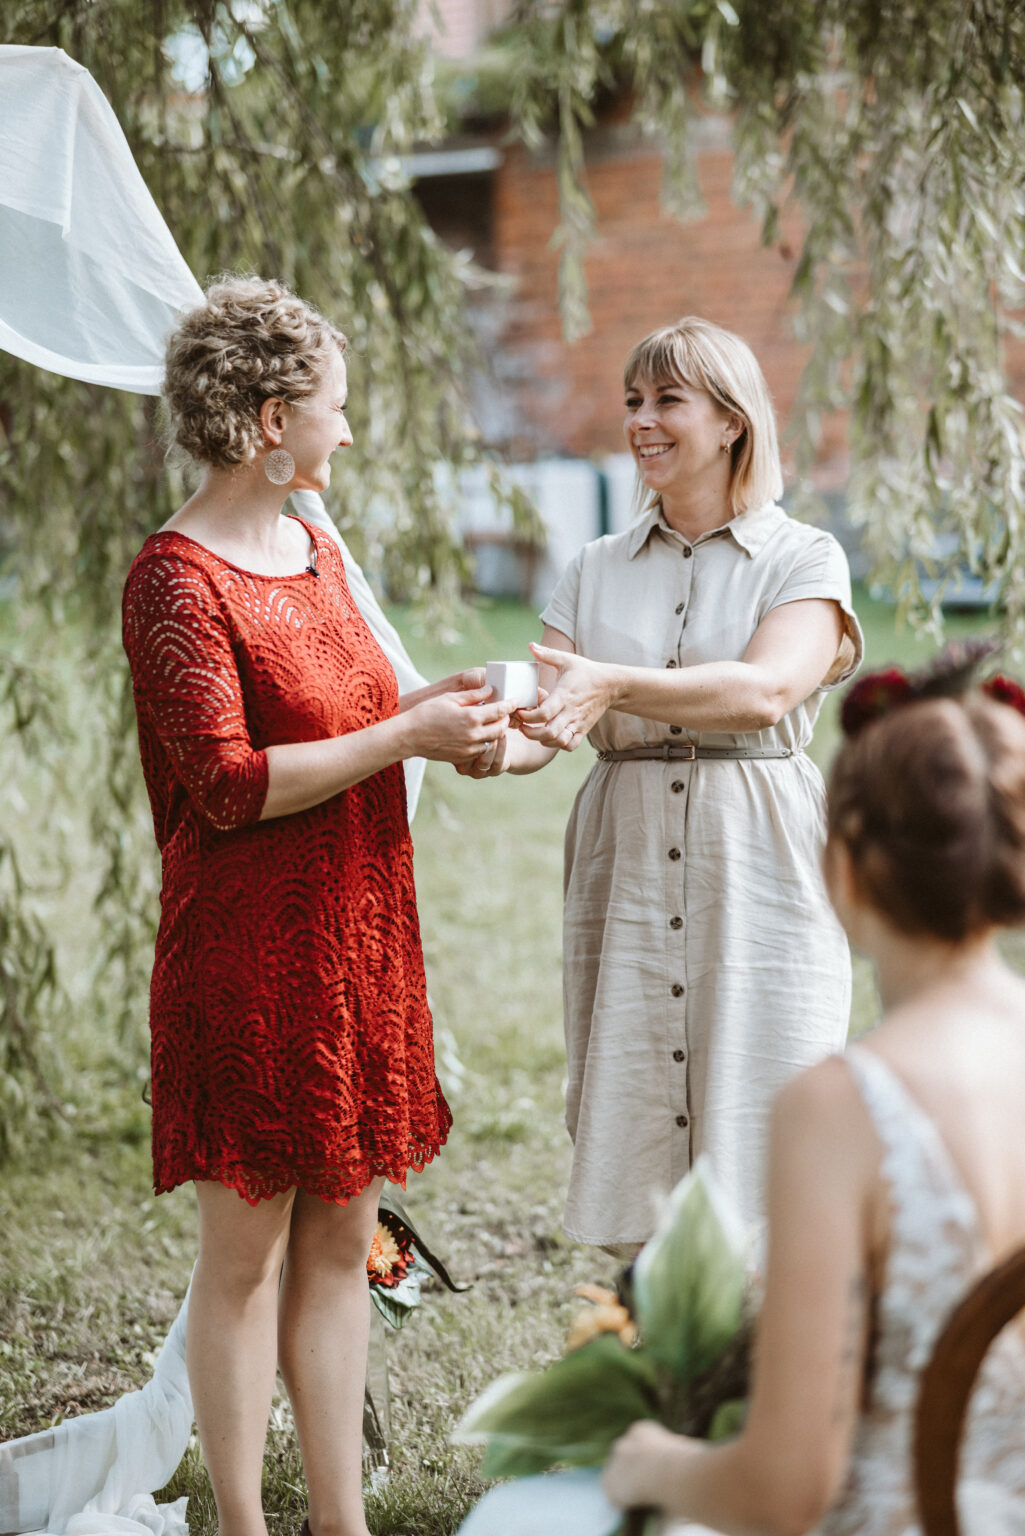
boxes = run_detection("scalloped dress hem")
[153,1116,453,1206]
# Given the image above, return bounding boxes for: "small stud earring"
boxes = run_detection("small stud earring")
[721,440,731,454]
[264,448,295,485]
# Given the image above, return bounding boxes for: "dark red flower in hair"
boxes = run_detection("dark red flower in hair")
[982,674,1025,719]
[839,668,914,737]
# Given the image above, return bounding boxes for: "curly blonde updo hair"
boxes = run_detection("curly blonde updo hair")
[163,276,347,467]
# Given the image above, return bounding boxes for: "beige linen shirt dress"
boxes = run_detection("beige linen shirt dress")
[540,500,864,1246]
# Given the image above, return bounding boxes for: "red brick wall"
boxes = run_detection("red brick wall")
[491,126,849,483]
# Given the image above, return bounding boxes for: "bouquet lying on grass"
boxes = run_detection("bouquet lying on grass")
[454,1161,755,1535]
[362,1187,469,1476]
[366,1186,467,1325]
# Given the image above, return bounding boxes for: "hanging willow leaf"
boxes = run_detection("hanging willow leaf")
[506,0,1025,642]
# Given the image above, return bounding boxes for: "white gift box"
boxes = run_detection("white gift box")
[485,660,539,709]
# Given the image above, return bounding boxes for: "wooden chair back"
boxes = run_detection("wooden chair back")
[914,1243,1025,1536]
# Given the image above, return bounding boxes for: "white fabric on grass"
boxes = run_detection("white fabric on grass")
[0,43,428,1536]
[0,1294,192,1536]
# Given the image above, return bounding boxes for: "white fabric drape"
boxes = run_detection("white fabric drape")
[0,1294,193,1536]
[0,45,201,393]
[0,44,430,1536]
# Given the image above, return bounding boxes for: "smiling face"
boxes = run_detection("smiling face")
[283,349,352,493]
[623,373,739,504]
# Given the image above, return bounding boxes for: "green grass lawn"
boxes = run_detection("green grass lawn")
[0,585,1004,1534]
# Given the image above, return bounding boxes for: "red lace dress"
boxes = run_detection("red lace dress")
[121,521,451,1204]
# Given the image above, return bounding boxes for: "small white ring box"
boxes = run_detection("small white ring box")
[485,660,539,709]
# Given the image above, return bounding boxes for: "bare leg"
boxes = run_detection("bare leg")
[187,1182,296,1536]
[278,1177,385,1536]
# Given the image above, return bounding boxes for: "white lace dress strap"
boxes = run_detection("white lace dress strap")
[814,1049,1025,1536]
[844,1046,981,1394]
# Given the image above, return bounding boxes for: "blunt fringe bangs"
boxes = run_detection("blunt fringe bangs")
[624,317,783,516]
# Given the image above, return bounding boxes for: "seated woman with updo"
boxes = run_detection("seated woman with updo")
[122,276,511,1536]
[604,645,1025,1534]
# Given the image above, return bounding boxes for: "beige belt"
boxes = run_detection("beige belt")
[596,742,793,762]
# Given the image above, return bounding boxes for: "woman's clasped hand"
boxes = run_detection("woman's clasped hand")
[397,668,513,764]
[516,643,613,751]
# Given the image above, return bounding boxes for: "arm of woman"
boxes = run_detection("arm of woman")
[602,1058,878,1536]
[124,555,509,827]
[260,688,509,818]
[518,598,843,750]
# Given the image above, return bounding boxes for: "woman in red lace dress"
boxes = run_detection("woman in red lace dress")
[122,277,511,1536]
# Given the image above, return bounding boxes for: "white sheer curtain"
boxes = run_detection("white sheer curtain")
[0,43,429,1536]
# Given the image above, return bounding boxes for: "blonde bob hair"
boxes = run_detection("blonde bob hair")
[624,317,783,516]
[163,275,347,468]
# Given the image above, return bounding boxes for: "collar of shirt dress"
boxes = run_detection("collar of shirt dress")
[626,499,788,560]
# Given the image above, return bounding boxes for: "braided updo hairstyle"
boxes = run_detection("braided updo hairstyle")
[163,276,347,467]
[827,693,1025,942]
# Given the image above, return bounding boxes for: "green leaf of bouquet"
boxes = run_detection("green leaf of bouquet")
[369,1263,426,1330]
[708,1397,747,1441]
[453,1333,659,1480]
[631,1158,747,1379]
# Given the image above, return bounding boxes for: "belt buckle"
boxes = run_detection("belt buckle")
[664,742,696,761]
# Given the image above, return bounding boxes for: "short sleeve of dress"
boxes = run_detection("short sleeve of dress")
[766,530,864,689]
[122,552,269,830]
[539,547,584,643]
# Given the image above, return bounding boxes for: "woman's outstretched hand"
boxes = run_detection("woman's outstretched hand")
[405,687,511,764]
[516,642,617,751]
[602,1420,694,1512]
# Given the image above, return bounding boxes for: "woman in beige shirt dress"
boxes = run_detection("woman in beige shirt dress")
[470,318,863,1249]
